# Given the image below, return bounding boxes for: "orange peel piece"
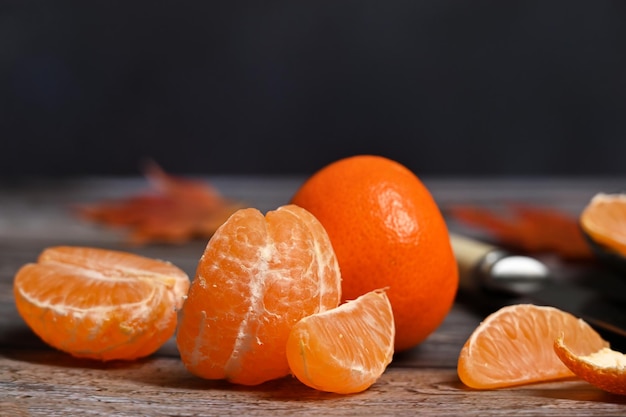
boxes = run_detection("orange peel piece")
[554,335,626,396]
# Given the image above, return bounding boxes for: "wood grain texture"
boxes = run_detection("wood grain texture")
[3,350,625,417]
[1,176,626,416]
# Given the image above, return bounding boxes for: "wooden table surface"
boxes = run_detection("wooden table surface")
[1,176,625,416]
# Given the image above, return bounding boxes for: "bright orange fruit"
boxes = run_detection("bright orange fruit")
[13,246,190,361]
[580,192,626,257]
[176,204,342,385]
[457,304,609,389]
[291,154,458,351]
[554,336,626,396]
[286,289,395,394]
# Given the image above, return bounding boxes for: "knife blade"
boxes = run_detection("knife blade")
[450,233,626,341]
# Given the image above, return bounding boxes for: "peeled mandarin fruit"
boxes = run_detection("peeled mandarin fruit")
[291,154,458,351]
[554,336,626,396]
[286,289,395,394]
[176,204,342,385]
[457,304,609,389]
[580,192,626,257]
[13,246,190,361]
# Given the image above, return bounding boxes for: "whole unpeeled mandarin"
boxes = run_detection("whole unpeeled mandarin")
[291,154,458,351]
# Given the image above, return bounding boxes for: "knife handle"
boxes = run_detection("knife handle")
[450,233,502,292]
[450,233,550,295]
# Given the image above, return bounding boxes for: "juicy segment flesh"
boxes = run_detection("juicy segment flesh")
[176,205,342,385]
[457,304,609,389]
[13,246,190,361]
[286,289,395,394]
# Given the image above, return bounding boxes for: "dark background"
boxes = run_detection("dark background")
[2,1,626,178]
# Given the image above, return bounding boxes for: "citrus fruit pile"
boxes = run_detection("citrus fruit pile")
[174,203,395,393]
[11,154,474,394]
[13,155,626,397]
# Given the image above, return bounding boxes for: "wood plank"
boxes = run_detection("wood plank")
[2,349,625,417]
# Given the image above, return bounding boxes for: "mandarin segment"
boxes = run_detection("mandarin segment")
[176,204,342,386]
[580,193,626,257]
[457,304,609,389]
[554,336,626,396]
[291,154,458,351]
[286,289,395,394]
[13,246,190,361]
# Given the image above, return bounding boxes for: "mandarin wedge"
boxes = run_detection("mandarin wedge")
[286,289,395,394]
[554,336,626,396]
[457,304,609,389]
[580,192,626,257]
[13,246,190,361]
[176,204,342,386]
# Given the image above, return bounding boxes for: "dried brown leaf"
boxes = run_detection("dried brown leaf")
[447,204,593,260]
[74,163,243,245]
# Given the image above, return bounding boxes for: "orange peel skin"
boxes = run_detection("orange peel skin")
[554,336,626,396]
